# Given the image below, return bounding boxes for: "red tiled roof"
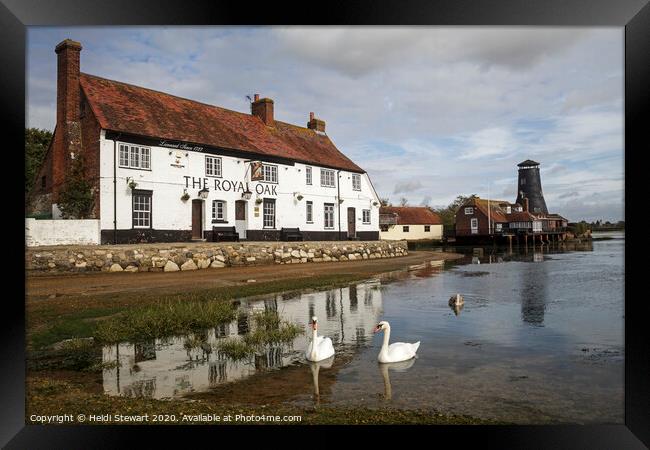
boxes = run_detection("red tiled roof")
[468,198,509,222]
[463,197,538,223]
[380,207,442,225]
[507,211,537,222]
[79,73,364,172]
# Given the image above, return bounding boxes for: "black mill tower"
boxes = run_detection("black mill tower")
[515,160,548,215]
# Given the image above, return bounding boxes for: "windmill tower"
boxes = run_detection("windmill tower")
[515,160,548,215]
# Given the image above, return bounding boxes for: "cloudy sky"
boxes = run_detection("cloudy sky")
[27,27,624,222]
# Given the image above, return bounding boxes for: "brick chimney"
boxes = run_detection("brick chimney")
[523,197,529,213]
[307,112,326,133]
[52,39,83,202]
[251,94,274,126]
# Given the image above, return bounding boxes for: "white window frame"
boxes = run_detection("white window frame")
[321,169,336,188]
[206,155,222,178]
[119,144,129,167]
[352,173,361,191]
[464,207,474,215]
[212,200,226,221]
[306,166,312,185]
[306,201,313,223]
[424,225,430,232]
[362,209,371,224]
[119,143,151,170]
[132,191,152,229]
[263,198,276,228]
[324,203,335,229]
[471,218,479,234]
[263,164,278,183]
[496,223,502,231]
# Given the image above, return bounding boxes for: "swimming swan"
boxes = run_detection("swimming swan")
[373,321,420,363]
[305,316,335,362]
[449,293,464,307]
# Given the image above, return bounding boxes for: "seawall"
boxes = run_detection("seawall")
[26,240,409,273]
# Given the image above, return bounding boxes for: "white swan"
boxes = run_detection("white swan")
[305,316,335,362]
[373,321,420,363]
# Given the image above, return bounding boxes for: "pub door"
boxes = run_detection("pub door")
[235,200,247,240]
[192,199,203,239]
[347,207,356,238]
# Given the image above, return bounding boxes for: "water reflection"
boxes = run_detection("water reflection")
[447,240,593,267]
[520,255,549,326]
[102,280,383,399]
[310,355,335,405]
[380,359,416,401]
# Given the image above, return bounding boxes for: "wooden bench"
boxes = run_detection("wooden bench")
[281,227,303,241]
[212,226,240,242]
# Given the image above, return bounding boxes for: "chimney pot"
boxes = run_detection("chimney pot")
[307,113,326,133]
[251,95,274,126]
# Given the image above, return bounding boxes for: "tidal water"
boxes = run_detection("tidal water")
[102,233,624,424]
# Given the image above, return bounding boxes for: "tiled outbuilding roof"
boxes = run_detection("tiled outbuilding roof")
[463,197,538,223]
[79,73,364,172]
[380,207,442,225]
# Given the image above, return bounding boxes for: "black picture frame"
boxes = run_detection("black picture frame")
[5,0,647,447]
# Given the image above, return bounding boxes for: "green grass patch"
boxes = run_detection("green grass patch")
[215,338,254,361]
[243,311,304,347]
[29,273,369,351]
[95,299,237,344]
[30,320,96,350]
[217,311,304,359]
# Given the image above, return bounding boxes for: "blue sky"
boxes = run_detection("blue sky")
[26,27,624,222]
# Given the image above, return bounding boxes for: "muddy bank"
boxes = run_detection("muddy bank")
[27,250,461,300]
[26,372,501,425]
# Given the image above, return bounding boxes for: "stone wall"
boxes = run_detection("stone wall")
[26,240,408,273]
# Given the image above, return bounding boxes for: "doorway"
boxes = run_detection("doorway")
[235,200,247,240]
[192,199,203,239]
[347,207,356,238]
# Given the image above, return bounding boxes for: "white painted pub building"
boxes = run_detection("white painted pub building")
[32,40,381,244]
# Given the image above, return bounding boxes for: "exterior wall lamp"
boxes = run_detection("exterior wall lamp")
[198,187,210,199]
[294,192,304,201]
[242,188,253,200]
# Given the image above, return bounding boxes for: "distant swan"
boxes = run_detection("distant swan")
[449,293,464,307]
[373,321,420,363]
[305,316,335,362]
